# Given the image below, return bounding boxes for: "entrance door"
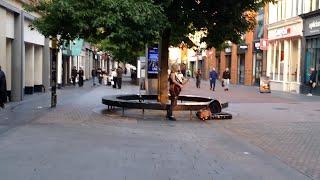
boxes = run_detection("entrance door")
[239,54,245,84]
[255,53,263,85]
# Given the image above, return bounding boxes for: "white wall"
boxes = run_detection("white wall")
[24,19,45,46]
[34,45,43,85]
[25,44,35,87]
[6,39,12,90]
[6,11,14,39]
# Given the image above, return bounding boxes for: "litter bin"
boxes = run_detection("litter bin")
[259,76,271,93]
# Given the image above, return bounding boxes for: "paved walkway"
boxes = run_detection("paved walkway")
[0,77,319,180]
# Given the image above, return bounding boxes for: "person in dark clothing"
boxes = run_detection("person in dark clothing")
[222,68,231,91]
[209,67,218,91]
[116,67,123,89]
[97,68,102,85]
[78,67,84,87]
[91,68,97,86]
[308,67,317,96]
[0,66,7,109]
[71,66,78,86]
[124,67,127,75]
[195,69,201,88]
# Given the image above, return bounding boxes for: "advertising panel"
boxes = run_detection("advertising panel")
[148,47,159,74]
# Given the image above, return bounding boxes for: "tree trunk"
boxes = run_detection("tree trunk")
[158,28,171,104]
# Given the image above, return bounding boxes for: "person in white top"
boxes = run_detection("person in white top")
[111,69,117,88]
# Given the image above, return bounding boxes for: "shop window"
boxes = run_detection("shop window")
[289,39,299,82]
[275,42,280,80]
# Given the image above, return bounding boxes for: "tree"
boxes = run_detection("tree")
[26,0,275,104]
[153,0,275,103]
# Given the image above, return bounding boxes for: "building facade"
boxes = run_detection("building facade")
[267,0,320,94]
[0,0,50,101]
[300,9,320,95]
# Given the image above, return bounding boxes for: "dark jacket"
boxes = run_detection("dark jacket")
[0,70,7,103]
[91,69,97,77]
[78,70,84,77]
[310,70,317,83]
[223,71,231,79]
[71,68,78,77]
[209,70,218,80]
[116,68,123,78]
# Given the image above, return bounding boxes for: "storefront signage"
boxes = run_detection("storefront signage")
[275,28,291,37]
[239,45,248,49]
[304,15,320,37]
[260,39,268,50]
[268,21,302,40]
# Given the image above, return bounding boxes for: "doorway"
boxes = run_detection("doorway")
[238,54,245,84]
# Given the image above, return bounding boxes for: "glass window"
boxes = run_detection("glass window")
[275,42,279,80]
[289,39,299,82]
[280,41,285,81]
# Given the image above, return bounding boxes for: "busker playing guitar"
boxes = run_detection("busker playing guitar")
[167,63,189,121]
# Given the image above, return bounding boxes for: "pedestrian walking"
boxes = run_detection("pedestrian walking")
[0,66,7,109]
[97,68,103,85]
[116,67,123,89]
[111,69,117,88]
[209,67,218,91]
[71,66,78,86]
[307,67,317,96]
[78,67,84,87]
[222,68,231,91]
[167,63,188,121]
[91,68,97,86]
[195,69,201,88]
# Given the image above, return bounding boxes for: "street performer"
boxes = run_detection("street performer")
[167,63,188,121]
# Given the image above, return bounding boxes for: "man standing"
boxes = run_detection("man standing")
[0,66,7,109]
[78,67,84,87]
[71,66,78,86]
[222,68,231,91]
[111,68,117,88]
[209,67,218,91]
[307,67,317,96]
[91,68,97,86]
[116,67,123,89]
[195,69,201,88]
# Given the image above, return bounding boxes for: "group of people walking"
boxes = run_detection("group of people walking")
[194,67,231,91]
[91,66,124,89]
[71,66,85,87]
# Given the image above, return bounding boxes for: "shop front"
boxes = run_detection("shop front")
[253,41,263,85]
[301,11,320,94]
[267,17,302,93]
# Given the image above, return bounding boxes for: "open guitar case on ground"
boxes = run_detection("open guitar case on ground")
[195,100,232,120]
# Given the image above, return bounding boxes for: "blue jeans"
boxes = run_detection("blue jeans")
[210,79,216,90]
[92,76,97,86]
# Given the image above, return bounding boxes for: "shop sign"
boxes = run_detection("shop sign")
[268,22,302,40]
[275,28,291,37]
[260,39,268,50]
[239,45,248,49]
[304,15,320,36]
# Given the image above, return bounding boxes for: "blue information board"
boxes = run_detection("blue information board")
[148,47,159,74]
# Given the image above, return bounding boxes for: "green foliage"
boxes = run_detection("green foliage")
[26,0,276,63]
[154,0,276,49]
[26,0,166,63]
